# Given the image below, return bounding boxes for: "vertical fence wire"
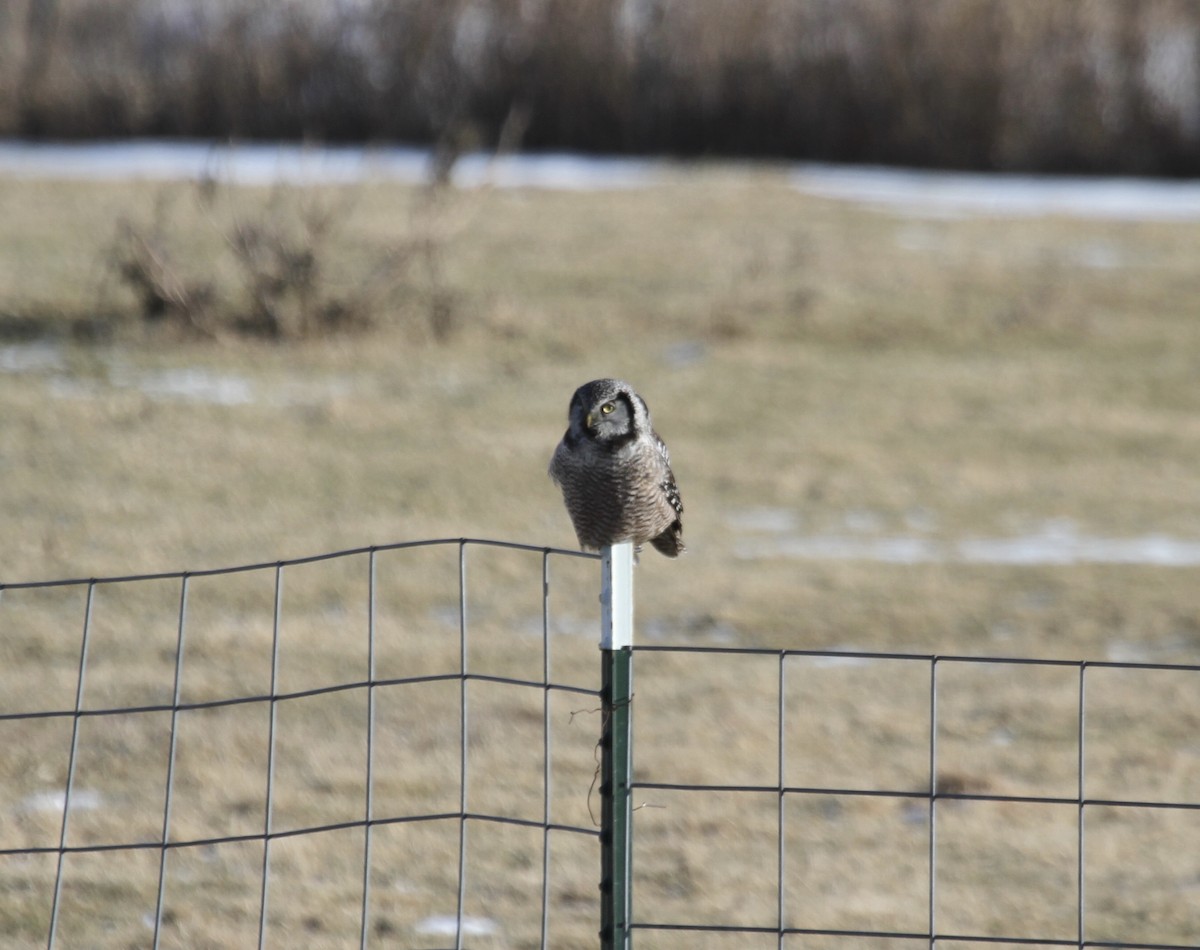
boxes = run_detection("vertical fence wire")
[928,656,939,950]
[151,574,190,949]
[256,564,285,950]
[358,550,378,950]
[540,550,552,950]
[776,651,786,950]
[455,541,469,950]
[45,581,96,950]
[1077,663,1087,950]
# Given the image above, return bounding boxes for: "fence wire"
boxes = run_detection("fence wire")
[0,539,603,949]
[628,645,1200,950]
[3,541,1199,949]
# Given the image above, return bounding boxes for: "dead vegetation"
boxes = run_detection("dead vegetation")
[105,171,459,342]
[4,0,1200,174]
[99,109,527,342]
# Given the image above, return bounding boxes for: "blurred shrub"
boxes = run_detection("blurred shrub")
[5,0,1200,174]
[107,176,456,341]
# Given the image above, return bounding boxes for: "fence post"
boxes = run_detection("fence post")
[599,542,635,950]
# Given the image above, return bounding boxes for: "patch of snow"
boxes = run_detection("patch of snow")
[804,648,874,668]
[18,789,104,815]
[0,140,659,190]
[725,507,800,533]
[661,340,707,369]
[733,515,1200,567]
[4,142,1197,218]
[415,914,499,937]
[49,366,255,406]
[791,163,1200,221]
[113,367,255,406]
[0,341,66,373]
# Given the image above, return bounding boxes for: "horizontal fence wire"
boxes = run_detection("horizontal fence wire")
[629,644,1200,950]
[0,539,603,950]
[0,536,598,592]
[0,673,600,727]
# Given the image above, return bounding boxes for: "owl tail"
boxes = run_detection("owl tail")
[649,521,685,558]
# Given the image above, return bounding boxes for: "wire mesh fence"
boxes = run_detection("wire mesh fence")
[2,539,1198,949]
[0,539,606,949]
[629,645,1200,950]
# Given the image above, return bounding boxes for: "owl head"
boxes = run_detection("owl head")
[566,378,649,448]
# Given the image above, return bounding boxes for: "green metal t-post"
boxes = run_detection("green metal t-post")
[599,542,634,950]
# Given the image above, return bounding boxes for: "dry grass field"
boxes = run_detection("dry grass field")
[1,164,1199,947]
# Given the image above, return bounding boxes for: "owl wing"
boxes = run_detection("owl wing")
[548,431,571,487]
[647,429,685,557]
[653,431,683,518]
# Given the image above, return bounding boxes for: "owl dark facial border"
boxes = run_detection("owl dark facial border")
[588,391,639,452]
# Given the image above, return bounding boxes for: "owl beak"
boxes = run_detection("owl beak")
[585,411,594,430]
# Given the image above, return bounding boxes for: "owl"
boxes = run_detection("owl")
[549,378,684,557]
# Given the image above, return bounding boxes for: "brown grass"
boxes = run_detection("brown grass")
[1,164,1199,946]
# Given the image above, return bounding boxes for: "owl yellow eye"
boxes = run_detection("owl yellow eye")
[601,403,615,414]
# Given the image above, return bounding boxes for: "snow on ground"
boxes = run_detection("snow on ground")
[3,141,1200,218]
[789,162,1200,220]
[0,140,659,190]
